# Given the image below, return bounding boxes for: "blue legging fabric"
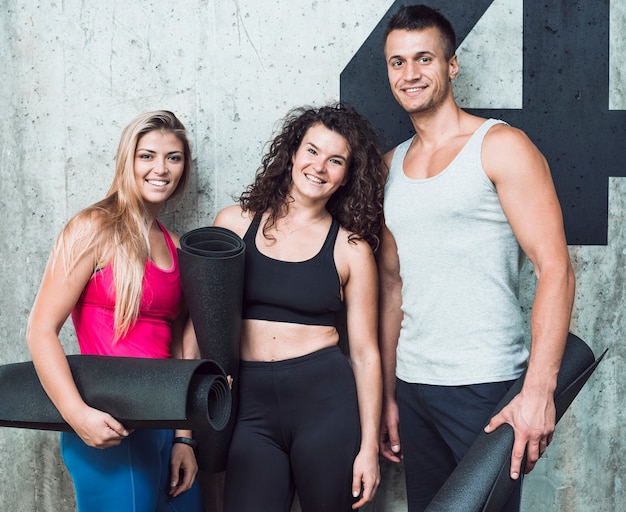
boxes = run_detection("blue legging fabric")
[60,429,203,512]
[223,345,362,512]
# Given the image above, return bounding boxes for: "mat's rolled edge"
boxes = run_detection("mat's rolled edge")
[0,356,231,432]
[187,360,232,432]
[425,333,606,512]
[179,226,245,259]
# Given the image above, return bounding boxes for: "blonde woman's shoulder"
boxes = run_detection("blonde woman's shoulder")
[57,207,106,247]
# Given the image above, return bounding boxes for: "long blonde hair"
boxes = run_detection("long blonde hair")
[54,110,192,340]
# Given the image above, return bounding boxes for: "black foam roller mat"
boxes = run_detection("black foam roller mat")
[425,332,607,512]
[0,356,231,431]
[178,226,245,472]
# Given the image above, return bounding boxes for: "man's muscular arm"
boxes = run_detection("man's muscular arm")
[482,124,576,479]
[378,222,404,463]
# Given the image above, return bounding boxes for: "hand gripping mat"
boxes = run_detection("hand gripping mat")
[0,356,231,431]
[178,226,245,472]
[425,332,607,512]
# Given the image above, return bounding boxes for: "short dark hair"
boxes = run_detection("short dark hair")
[383,4,456,60]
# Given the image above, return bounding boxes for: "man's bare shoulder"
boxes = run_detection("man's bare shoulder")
[484,122,536,151]
[483,122,549,182]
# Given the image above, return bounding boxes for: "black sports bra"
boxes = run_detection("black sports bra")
[242,214,342,326]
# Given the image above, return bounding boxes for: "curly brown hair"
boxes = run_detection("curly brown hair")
[239,102,385,253]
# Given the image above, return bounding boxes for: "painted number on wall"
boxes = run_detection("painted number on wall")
[341,0,624,245]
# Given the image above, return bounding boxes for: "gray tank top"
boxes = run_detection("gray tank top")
[384,118,528,385]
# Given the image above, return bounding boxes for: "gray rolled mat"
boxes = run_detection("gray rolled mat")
[425,332,607,512]
[178,226,245,473]
[0,355,231,431]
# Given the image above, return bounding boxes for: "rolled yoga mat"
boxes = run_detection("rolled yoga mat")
[0,355,231,431]
[178,226,245,472]
[425,332,607,512]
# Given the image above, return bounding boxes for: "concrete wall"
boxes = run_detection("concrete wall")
[0,1,623,511]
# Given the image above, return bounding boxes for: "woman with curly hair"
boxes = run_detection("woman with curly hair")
[214,103,385,511]
[26,111,204,512]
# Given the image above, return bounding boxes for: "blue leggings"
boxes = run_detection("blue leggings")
[397,378,522,512]
[60,429,203,512]
[223,346,361,512]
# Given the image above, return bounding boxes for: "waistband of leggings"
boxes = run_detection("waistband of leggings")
[239,344,342,371]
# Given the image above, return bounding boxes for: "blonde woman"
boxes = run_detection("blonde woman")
[26,111,204,512]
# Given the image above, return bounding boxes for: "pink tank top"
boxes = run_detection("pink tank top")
[71,221,182,359]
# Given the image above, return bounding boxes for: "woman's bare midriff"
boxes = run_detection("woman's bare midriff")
[240,319,339,362]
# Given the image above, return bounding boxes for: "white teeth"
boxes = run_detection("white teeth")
[305,174,324,184]
[147,180,168,186]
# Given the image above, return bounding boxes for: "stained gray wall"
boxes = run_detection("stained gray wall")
[0,1,623,511]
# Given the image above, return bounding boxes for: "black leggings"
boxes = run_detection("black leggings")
[223,345,361,512]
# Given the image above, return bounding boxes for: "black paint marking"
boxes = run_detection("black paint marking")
[341,0,624,245]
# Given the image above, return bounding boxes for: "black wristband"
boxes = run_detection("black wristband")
[173,436,198,450]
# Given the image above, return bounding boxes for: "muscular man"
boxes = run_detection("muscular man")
[377,5,575,511]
